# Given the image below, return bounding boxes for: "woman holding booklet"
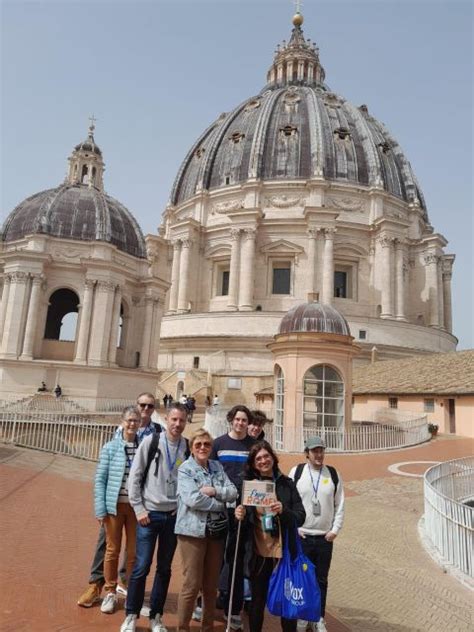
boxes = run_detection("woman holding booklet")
[234,440,305,632]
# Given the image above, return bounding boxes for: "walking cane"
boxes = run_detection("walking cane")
[226,519,242,632]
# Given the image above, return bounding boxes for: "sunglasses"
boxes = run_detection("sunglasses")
[138,403,155,409]
[194,441,212,449]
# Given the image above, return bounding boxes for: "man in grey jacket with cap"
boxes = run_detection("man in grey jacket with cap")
[289,436,345,632]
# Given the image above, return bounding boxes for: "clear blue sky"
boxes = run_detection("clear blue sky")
[1,0,472,348]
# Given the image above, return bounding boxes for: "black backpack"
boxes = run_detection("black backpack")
[140,424,190,489]
[293,462,339,493]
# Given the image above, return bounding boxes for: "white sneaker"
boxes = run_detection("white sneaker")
[120,614,137,632]
[192,605,202,621]
[317,618,328,632]
[150,614,168,632]
[100,591,117,614]
[297,621,309,631]
[117,583,128,597]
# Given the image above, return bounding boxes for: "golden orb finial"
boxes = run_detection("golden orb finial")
[292,12,304,27]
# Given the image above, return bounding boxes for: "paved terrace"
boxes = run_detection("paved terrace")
[1,435,473,632]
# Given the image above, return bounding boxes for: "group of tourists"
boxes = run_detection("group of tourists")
[78,392,345,632]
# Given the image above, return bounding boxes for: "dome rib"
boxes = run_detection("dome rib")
[305,87,325,175]
[248,89,282,179]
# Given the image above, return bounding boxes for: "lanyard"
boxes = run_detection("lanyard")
[164,435,182,472]
[137,424,153,442]
[308,465,323,497]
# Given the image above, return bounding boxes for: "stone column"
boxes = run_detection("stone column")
[227,228,241,309]
[437,259,445,329]
[74,279,95,363]
[379,236,394,318]
[0,271,29,358]
[88,281,116,365]
[177,239,191,312]
[442,267,453,333]
[140,296,155,369]
[321,228,335,305]
[0,275,12,343]
[20,275,43,359]
[424,253,440,328]
[168,241,181,313]
[108,285,122,365]
[238,228,256,311]
[395,240,406,321]
[306,229,318,299]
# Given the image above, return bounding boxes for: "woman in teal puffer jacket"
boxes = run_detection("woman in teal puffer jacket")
[94,405,140,615]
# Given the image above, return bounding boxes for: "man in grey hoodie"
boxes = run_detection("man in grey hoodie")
[120,403,188,632]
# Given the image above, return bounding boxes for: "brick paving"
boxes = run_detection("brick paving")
[1,436,473,631]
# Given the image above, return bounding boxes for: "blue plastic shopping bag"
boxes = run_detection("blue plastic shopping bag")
[267,528,321,622]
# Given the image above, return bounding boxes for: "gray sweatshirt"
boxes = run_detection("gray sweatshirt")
[128,432,188,516]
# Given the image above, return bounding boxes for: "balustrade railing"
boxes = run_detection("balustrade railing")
[0,412,116,461]
[204,408,429,453]
[423,457,474,580]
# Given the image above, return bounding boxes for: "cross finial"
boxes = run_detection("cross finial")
[88,114,97,137]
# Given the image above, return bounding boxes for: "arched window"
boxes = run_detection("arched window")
[303,364,344,430]
[274,365,284,450]
[44,289,79,341]
[81,165,88,184]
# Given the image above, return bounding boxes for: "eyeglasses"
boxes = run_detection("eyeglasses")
[138,403,155,409]
[124,419,140,424]
[194,441,212,449]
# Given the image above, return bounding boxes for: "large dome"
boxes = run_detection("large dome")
[1,183,146,259]
[171,19,426,215]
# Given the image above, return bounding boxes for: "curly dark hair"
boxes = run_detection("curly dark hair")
[244,440,279,479]
[226,405,253,424]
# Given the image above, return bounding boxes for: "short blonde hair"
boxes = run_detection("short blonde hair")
[189,428,214,450]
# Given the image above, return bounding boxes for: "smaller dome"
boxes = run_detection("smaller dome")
[74,140,102,156]
[279,302,351,336]
[1,184,146,258]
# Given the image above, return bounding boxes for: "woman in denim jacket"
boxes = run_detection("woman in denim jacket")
[175,428,237,632]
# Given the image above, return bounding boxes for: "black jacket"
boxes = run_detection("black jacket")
[242,469,306,571]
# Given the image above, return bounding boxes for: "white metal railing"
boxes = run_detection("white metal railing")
[204,408,429,452]
[0,395,140,414]
[423,457,474,580]
[0,412,116,461]
[303,416,429,452]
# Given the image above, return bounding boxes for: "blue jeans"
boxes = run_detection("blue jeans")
[126,511,177,618]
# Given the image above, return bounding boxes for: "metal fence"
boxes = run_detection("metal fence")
[0,412,117,461]
[0,395,142,414]
[204,408,429,453]
[423,457,474,579]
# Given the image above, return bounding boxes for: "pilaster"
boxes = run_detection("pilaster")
[0,271,29,358]
[238,228,257,311]
[321,228,335,305]
[228,228,241,310]
[168,240,182,313]
[177,239,191,313]
[88,280,116,366]
[75,279,96,363]
[20,274,44,359]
